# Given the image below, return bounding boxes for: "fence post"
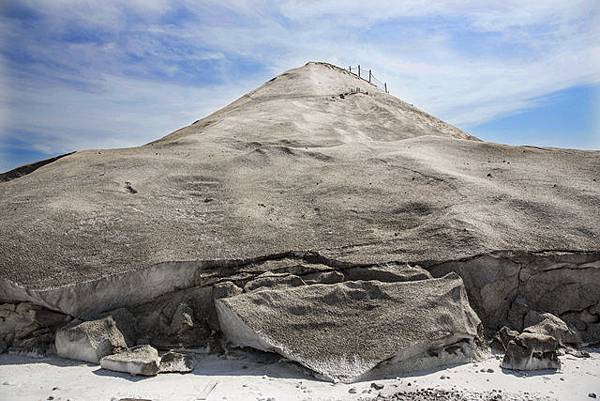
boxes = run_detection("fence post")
[384,83,388,93]
[358,65,361,79]
[368,70,372,83]
[349,66,352,73]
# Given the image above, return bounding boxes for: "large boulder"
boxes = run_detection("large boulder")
[55,316,127,363]
[216,273,481,382]
[501,332,560,371]
[523,311,582,347]
[100,344,160,376]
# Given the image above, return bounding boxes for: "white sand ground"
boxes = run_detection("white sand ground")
[0,349,598,401]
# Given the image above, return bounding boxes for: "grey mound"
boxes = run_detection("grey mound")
[216,273,481,382]
[0,62,598,327]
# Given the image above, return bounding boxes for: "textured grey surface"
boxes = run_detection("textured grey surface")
[216,273,481,382]
[0,62,598,291]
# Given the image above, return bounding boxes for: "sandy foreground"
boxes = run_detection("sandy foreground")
[0,348,598,401]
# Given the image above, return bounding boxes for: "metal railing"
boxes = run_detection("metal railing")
[347,65,389,94]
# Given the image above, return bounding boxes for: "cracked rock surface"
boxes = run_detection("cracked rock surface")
[216,273,481,382]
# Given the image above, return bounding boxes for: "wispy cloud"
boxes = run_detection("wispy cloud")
[0,0,599,170]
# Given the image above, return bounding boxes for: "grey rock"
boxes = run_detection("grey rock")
[429,252,600,343]
[501,332,560,371]
[0,302,69,356]
[491,326,519,351]
[131,286,212,349]
[159,350,196,373]
[100,344,160,376]
[217,273,481,382]
[55,317,127,363]
[523,311,582,347]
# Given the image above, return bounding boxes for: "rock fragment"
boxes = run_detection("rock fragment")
[100,344,160,376]
[55,316,127,363]
[159,350,196,373]
[522,311,582,347]
[501,332,560,371]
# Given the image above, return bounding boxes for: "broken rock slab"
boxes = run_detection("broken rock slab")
[100,344,160,376]
[216,272,481,382]
[55,316,127,363]
[159,350,196,373]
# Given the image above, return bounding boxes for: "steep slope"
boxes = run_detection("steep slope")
[0,62,599,322]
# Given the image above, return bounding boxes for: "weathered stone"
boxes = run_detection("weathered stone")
[429,252,600,343]
[159,350,196,373]
[132,286,212,349]
[11,328,54,357]
[491,326,519,352]
[217,273,481,382]
[100,344,160,376]
[501,332,560,371]
[345,264,432,283]
[243,273,306,293]
[523,311,582,347]
[55,317,127,363]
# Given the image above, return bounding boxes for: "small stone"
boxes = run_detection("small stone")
[348,387,357,394]
[370,383,384,390]
[487,368,494,373]
[589,393,597,399]
[100,345,160,376]
[159,350,196,373]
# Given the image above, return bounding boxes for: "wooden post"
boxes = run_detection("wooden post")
[384,83,388,93]
[358,65,361,79]
[349,66,352,73]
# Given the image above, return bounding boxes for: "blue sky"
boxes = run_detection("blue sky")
[1,0,599,171]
